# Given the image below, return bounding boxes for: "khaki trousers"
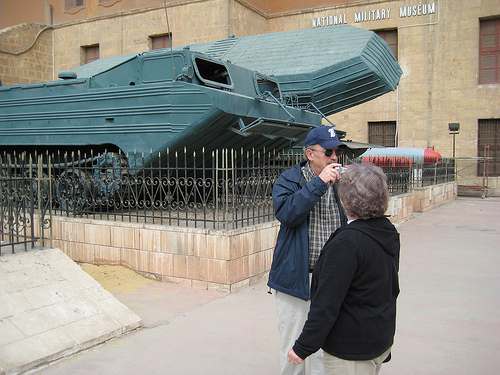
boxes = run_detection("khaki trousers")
[323,347,392,375]
[275,287,324,375]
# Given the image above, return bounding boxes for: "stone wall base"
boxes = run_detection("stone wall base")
[42,217,279,294]
[37,182,457,292]
[413,182,457,213]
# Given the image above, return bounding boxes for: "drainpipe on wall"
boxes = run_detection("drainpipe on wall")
[50,4,55,81]
[395,85,399,147]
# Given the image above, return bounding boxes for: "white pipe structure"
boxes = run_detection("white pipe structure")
[361,147,442,164]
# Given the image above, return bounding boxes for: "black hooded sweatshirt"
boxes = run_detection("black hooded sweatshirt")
[293,216,400,361]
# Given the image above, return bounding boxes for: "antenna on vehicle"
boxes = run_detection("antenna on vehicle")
[163,0,176,80]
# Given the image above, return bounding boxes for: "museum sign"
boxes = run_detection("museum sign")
[312,2,437,27]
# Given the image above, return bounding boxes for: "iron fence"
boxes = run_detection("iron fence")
[1,149,304,233]
[1,149,455,248]
[416,159,456,187]
[351,156,455,192]
[0,154,52,255]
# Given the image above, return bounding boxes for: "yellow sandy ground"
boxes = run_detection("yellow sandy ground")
[80,264,154,295]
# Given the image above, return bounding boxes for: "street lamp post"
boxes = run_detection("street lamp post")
[448,123,460,159]
[449,123,460,183]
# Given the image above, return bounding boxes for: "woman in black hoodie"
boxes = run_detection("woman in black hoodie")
[287,163,400,375]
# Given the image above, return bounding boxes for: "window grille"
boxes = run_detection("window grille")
[375,29,398,60]
[151,34,173,50]
[478,119,500,176]
[368,121,397,147]
[84,45,99,64]
[479,17,500,84]
[66,0,84,10]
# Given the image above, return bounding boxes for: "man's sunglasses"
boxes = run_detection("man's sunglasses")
[309,148,343,157]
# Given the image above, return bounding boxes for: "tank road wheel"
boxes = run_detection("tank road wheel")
[56,169,92,212]
[92,153,129,209]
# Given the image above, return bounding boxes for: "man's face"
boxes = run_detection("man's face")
[306,145,340,175]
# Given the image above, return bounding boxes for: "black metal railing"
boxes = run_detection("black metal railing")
[417,159,456,187]
[1,149,304,233]
[1,149,456,248]
[351,156,455,192]
[0,154,52,255]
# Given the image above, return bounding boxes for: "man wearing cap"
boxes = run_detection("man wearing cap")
[269,125,347,375]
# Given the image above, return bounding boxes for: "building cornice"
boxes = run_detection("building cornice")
[236,0,397,19]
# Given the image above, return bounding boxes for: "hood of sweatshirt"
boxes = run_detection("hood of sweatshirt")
[344,217,400,256]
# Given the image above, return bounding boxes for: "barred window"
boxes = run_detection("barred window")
[151,34,173,50]
[66,0,84,10]
[375,29,398,60]
[479,17,500,84]
[83,45,99,64]
[368,121,397,147]
[478,119,500,177]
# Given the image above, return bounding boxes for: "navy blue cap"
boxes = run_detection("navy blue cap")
[304,126,344,149]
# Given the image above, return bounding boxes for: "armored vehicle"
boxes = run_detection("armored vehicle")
[0,25,402,206]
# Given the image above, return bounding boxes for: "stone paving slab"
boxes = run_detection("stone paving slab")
[0,248,142,375]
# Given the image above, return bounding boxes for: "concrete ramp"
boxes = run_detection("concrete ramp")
[0,248,142,375]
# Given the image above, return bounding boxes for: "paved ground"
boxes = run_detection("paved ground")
[5,197,500,374]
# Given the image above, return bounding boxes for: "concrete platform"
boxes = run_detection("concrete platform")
[1,197,500,374]
[0,249,142,375]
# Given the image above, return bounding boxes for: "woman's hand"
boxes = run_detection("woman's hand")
[287,348,305,365]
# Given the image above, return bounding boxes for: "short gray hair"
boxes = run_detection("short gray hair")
[338,163,389,220]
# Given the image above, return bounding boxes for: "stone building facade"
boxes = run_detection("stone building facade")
[0,23,53,86]
[1,0,499,194]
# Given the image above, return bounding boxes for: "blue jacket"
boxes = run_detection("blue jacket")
[268,161,346,301]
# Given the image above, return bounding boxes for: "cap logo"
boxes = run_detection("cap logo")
[328,128,336,138]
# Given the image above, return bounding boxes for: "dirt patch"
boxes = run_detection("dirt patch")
[80,264,154,295]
